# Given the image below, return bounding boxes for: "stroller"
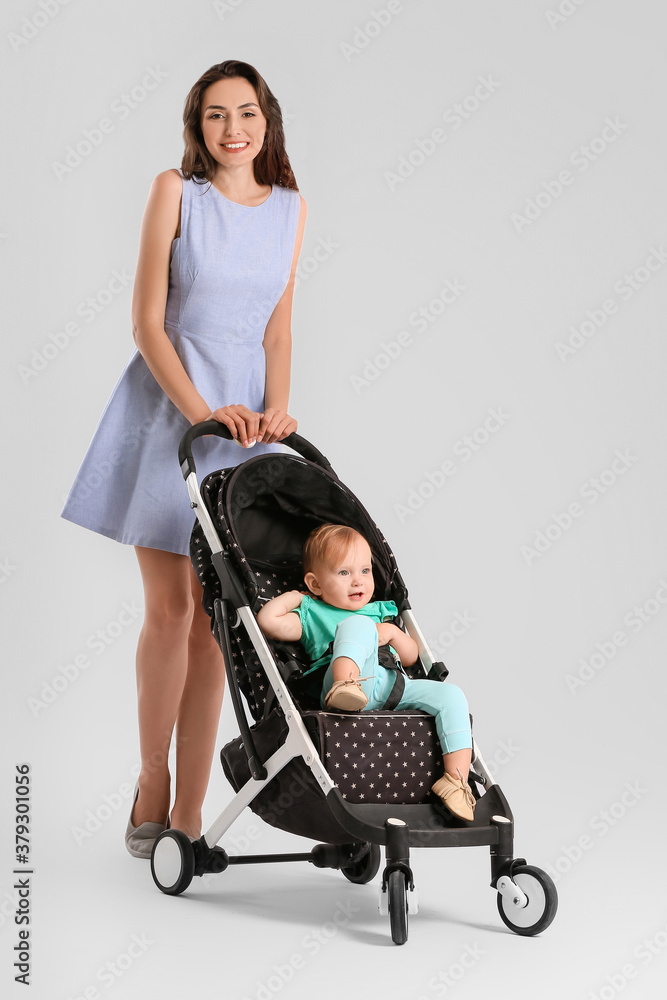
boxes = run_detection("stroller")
[150,422,558,945]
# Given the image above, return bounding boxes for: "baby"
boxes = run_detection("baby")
[257,523,475,821]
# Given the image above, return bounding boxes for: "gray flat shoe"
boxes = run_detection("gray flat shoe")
[125,783,166,859]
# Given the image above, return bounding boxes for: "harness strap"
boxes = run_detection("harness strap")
[381,670,405,711]
[376,642,406,710]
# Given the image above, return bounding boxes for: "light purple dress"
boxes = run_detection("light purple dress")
[61,172,301,555]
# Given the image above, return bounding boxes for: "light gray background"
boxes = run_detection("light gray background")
[3,1,667,997]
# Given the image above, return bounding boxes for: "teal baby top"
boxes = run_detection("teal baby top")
[293,594,398,673]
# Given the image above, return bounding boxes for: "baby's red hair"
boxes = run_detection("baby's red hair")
[302,523,368,575]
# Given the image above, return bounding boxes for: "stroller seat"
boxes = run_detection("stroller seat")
[190,458,450,812]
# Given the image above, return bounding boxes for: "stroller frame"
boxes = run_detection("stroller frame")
[150,422,558,944]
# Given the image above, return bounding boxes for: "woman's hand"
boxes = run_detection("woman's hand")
[209,404,261,448]
[257,408,297,444]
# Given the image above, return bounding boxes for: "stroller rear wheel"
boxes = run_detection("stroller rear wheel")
[151,830,195,896]
[496,864,558,936]
[341,844,381,884]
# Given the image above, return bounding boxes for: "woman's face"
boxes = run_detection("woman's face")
[200,76,267,171]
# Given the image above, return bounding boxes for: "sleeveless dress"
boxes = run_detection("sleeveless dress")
[61,171,302,556]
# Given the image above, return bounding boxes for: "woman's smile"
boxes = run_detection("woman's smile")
[200,76,267,169]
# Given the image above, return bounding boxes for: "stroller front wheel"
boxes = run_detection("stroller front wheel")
[387,869,409,945]
[496,865,558,936]
[151,830,195,896]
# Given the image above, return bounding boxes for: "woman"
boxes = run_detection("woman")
[61,60,307,855]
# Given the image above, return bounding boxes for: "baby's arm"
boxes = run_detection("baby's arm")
[376,622,419,667]
[257,591,304,642]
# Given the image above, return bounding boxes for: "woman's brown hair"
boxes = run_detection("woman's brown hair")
[181,60,298,190]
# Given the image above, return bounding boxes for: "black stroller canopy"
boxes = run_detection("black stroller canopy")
[224,453,400,604]
[190,450,407,722]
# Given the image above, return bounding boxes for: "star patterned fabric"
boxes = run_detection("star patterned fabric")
[302,710,445,804]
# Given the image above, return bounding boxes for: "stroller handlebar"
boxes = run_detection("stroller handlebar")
[178,420,335,479]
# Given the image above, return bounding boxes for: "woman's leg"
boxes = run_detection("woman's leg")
[169,564,226,837]
[133,546,195,828]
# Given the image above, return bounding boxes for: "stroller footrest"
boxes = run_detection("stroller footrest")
[326,785,513,849]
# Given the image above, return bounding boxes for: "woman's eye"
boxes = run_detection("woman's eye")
[242,111,255,117]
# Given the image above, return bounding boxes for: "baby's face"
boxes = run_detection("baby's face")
[306,536,374,610]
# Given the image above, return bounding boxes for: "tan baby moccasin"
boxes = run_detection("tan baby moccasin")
[324,678,369,712]
[431,769,476,822]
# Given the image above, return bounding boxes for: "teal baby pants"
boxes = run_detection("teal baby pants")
[319,615,472,755]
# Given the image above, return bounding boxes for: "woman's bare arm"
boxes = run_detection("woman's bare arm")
[131,170,262,444]
[131,170,212,426]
